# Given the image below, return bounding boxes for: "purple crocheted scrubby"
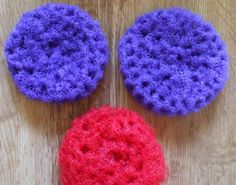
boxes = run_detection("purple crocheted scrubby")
[5,3,109,102]
[118,7,229,115]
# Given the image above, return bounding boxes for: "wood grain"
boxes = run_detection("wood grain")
[0,0,236,184]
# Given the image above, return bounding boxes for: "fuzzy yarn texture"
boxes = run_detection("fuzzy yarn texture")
[59,106,167,185]
[118,7,229,115]
[5,3,109,102]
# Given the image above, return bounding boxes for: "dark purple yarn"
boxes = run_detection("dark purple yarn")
[118,7,229,115]
[5,3,109,102]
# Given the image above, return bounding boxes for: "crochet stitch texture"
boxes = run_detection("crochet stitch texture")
[118,7,229,115]
[5,3,109,102]
[59,106,167,185]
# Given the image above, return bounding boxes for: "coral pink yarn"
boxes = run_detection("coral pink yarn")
[59,106,167,185]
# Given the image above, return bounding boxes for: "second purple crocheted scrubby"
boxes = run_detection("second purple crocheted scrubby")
[5,3,109,102]
[118,7,229,115]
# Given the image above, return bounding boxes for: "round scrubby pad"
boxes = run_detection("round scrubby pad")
[59,106,167,185]
[4,3,109,102]
[118,7,229,115]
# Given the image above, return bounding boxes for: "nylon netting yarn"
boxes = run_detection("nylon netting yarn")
[5,3,109,102]
[118,7,229,115]
[59,106,167,185]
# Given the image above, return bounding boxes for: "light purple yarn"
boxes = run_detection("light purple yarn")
[118,7,229,115]
[5,3,109,102]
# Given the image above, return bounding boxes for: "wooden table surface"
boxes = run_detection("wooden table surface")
[0,0,236,185]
